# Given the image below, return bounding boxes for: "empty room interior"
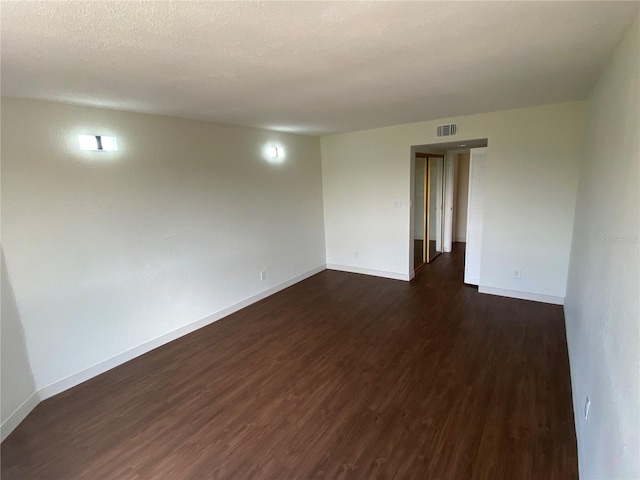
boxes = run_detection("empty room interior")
[1,2,639,479]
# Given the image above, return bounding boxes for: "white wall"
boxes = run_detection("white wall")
[564,16,640,480]
[429,159,439,242]
[414,159,424,240]
[1,248,38,439]
[455,153,470,242]
[321,102,585,298]
[1,98,325,400]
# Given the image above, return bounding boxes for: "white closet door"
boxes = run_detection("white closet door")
[464,147,487,285]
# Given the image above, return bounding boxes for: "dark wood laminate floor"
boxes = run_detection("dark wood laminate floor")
[414,239,424,269]
[1,244,578,479]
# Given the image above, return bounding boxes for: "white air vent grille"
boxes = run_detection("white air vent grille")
[437,124,457,137]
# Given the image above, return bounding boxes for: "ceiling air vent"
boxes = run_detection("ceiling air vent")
[437,123,457,137]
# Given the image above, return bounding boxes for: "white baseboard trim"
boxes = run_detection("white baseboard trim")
[38,264,326,401]
[478,286,564,305]
[3,265,326,441]
[326,264,410,282]
[1,391,41,442]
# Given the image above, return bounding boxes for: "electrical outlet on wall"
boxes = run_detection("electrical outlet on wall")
[354,251,359,259]
[260,270,267,281]
[514,269,522,279]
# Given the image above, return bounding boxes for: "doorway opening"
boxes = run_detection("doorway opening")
[410,138,488,281]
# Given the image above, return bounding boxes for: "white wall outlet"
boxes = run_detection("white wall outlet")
[354,251,359,258]
[514,269,522,279]
[260,270,267,281]
[393,200,402,208]
[584,396,591,420]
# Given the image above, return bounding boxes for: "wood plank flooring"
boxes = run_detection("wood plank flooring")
[1,244,578,479]
[414,239,424,269]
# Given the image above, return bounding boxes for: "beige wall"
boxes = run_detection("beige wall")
[321,101,585,297]
[1,99,325,408]
[454,153,470,242]
[564,16,639,480]
[414,159,425,240]
[1,249,37,439]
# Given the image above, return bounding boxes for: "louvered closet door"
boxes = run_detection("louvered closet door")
[464,147,487,285]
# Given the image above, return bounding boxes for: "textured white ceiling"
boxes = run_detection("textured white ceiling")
[1,1,637,136]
